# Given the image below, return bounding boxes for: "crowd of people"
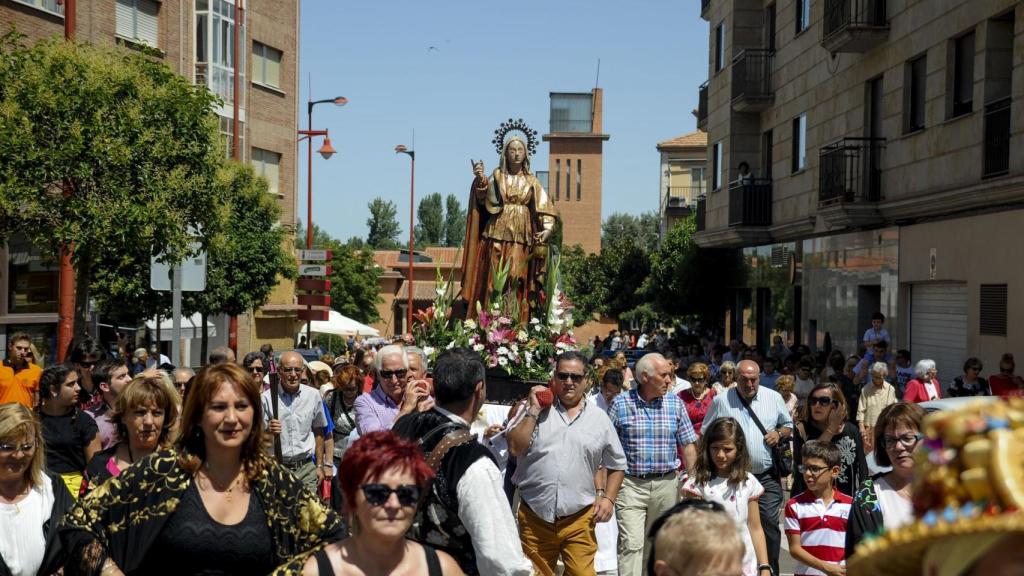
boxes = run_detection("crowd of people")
[1,319,1023,576]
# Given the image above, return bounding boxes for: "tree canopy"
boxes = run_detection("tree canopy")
[366,197,401,249]
[415,192,444,247]
[443,194,466,247]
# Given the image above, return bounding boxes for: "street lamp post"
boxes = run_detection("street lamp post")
[298,96,345,347]
[395,145,415,335]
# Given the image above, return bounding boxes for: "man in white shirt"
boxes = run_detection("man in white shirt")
[393,347,534,575]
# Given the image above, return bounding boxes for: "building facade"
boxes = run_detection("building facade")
[0,0,300,363]
[656,130,708,239]
[696,0,1023,386]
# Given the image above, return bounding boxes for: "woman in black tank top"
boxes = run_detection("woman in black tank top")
[275,431,463,576]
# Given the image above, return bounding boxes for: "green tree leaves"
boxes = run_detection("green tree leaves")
[443,194,466,247]
[415,192,444,246]
[366,197,401,249]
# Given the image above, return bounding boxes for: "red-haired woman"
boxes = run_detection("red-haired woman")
[279,431,464,575]
[60,363,342,575]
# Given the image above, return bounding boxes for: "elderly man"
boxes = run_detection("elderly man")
[352,344,412,433]
[508,351,626,575]
[262,350,332,494]
[208,345,235,365]
[609,352,698,576]
[171,367,194,400]
[702,359,793,576]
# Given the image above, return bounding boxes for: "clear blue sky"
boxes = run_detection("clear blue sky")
[297,0,708,243]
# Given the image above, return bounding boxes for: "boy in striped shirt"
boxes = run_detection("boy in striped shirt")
[785,440,851,576]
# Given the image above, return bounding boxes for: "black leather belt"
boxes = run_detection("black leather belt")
[628,470,676,480]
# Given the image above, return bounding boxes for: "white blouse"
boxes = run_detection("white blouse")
[875,476,914,531]
[0,476,55,576]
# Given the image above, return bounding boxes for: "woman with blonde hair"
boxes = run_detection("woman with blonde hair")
[678,362,716,436]
[610,351,634,388]
[0,403,74,576]
[712,361,737,394]
[61,362,342,575]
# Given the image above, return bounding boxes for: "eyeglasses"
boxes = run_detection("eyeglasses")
[360,483,421,507]
[798,464,830,477]
[556,372,586,382]
[249,366,266,374]
[0,442,36,455]
[279,366,303,374]
[379,369,408,380]
[883,433,923,449]
[691,377,707,382]
[808,396,837,407]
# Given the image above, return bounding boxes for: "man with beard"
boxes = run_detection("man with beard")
[392,347,533,575]
[0,332,41,408]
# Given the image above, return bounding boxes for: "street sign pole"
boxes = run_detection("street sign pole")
[172,264,182,367]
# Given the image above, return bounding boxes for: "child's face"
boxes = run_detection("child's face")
[710,439,738,474]
[872,319,883,330]
[897,356,910,367]
[801,457,838,492]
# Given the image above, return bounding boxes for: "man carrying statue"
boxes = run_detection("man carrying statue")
[460,119,558,322]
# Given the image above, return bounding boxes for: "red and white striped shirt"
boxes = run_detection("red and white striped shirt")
[784,489,852,576]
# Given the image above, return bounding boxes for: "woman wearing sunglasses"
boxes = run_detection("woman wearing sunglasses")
[845,402,924,558]
[281,430,463,575]
[791,383,867,498]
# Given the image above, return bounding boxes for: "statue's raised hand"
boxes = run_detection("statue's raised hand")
[471,159,486,180]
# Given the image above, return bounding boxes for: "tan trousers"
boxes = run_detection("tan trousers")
[615,474,679,576]
[518,502,598,576]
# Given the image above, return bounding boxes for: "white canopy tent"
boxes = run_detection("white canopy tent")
[145,313,217,340]
[297,310,380,338]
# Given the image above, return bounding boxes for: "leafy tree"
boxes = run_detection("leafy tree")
[443,194,466,247]
[366,197,401,249]
[0,33,224,334]
[560,245,606,326]
[328,244,381,324]
[601,212,661,254]
[414,192,444,246]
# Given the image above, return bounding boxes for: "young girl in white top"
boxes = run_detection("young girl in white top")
[682,417,771,576]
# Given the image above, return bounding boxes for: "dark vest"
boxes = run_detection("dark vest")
[392,409,496,575]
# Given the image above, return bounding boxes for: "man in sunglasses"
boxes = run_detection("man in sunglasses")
[507,351,626,575]
[262,350,332,494]
[353,344,416,434]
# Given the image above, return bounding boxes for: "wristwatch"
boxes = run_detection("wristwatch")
[757,564,774,575]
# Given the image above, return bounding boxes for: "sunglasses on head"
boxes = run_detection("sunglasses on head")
[361,483,421,507]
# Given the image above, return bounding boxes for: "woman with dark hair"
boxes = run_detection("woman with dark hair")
[60,363,342,575]
[791,383,867,497]
[38,363,100,498]
[242,351,267,390]
[278,431,463,575]
[845,402,925,557]
[81,373,180,494]
[949,357,990,397]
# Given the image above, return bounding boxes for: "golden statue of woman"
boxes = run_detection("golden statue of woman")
[460,120,557,321]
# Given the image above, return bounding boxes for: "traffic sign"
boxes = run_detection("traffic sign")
[151,242,206,291]
[298,249,333,261]
[296,278,332,292]
[298,264,332,276]
[298,309,330,322]
[298,294,332,307]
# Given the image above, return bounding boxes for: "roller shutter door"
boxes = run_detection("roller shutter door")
[910,283,967,396]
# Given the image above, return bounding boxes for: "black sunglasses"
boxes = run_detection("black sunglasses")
[556,372,586,382]
[808,396,837,407]
[361,483,421,507]
[379,369,408,380]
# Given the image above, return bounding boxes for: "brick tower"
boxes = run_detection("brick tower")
[543,89,609,255]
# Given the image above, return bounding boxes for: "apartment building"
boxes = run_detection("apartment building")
[656,130,708,239]
[0,0,300,362]
[695,0,1022,384]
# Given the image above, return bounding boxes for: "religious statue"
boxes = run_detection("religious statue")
[460,119,557,321]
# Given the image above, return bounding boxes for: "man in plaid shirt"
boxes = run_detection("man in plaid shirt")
[608,353,698,576]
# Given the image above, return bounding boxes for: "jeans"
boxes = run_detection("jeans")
[755,471,783,576]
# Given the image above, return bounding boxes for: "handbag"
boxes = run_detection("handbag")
[736,391,792,478]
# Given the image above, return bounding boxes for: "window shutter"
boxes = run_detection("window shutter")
[136,0,160,46]
[265,47,281,87]
[979,284,1008,336]
[115,0,134,39]
[264,152,280,195]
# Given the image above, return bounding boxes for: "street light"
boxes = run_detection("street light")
[395,144,415,335]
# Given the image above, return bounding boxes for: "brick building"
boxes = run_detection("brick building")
[695,0,1023,386]
[0,0,300,363]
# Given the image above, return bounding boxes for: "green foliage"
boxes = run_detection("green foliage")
[560,244,606,326]
[414,192,444,247]
[443,194,466,247]
[0,33,224,330]
[366,197,401,249]
[601,212,660,254]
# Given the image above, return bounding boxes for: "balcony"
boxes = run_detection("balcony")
[731,50,774,113]
[728,179,772,227]
[822,0,889,53]
[983,97,1011,178]
[818,137,884,228]
[696,195,707,232]
[665,186,705,213]
[697,82,709,131]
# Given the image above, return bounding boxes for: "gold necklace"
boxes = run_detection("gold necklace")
[0,482,30,515]
[202,464,243,503]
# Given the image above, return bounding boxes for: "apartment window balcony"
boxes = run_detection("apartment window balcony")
[697,81,709,131]
[822,0,889,53]
[731,50,774,113]
[665,186,705,214]
[696,195,707,232]
[983,97,1011,178]
[728,179,772,227]
[818,137,884,228]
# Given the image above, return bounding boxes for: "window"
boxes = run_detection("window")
[692,167,707,194]
[6,233,59,314]
[554,159,561,200]
[252,42,283,89]
[762,129,774,179]
[950,31,975,117]
[712,142,723,189]
[715,23,726,72]
[565,159,572,201]
[549,93,593,133]
[904,54,927,133]
[765,4,777,52]
[218,115,244,160]
[791,114,807,172]
[12,0,63,15]
[979,284,1008,336]
[251,148,281,195]
[116,0,159,47]
[195,0,246,108]
[796,0,810,33]
[576,159,582,200]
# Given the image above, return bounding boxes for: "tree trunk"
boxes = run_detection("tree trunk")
[72,247,92,338]
[200,311,209,365]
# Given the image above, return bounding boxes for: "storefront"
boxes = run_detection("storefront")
[0,233,60,364]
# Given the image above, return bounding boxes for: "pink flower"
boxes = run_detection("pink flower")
[487,355,499,368]
[479,311,492,330]
[498,316,512,326]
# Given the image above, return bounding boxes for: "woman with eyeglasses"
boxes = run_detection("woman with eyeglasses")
[949,357,991,397]
[647,499,744,576]
[276,430,463,575]
[0,403,75,576]
[902,359,942,403]
[38,363,101,498]
[712,361,737,394]
[845,402,924,558]
[678,362,716,436]
[242,351,268,390]
[791,383,867,497]
[60,363,342,575]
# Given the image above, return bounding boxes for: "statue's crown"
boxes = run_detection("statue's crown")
[492,118,539,157]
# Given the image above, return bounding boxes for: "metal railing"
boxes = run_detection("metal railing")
[697,82,709,129]
[983,97,1011,177]
[818,137,885,205]
[665,186,706,210]
[728,179,772,227]
[824,0,887,37]
[731,50,774,104]
[696,195,707,232]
